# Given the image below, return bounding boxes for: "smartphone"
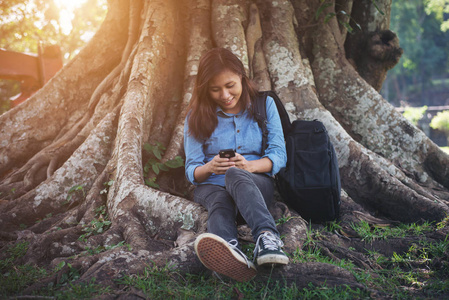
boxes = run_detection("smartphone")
[219,148,236,158]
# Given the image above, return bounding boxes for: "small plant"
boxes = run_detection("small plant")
[79,205,111,241]
[143,142,184,189]
[349,221,434,242]
[437,215,449,230]
[57,262,80,285]
[83,241,131,255]
[100,179,114,195]
[315,0,362,34]
[0,241,48,296]
[275,215,295,226]
[62,184,86,206]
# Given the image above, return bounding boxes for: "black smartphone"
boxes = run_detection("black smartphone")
[219,148,236,158]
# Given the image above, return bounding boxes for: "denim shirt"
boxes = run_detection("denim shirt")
[184,96,287,187]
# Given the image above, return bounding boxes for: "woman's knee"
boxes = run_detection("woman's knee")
[225,167,251,186]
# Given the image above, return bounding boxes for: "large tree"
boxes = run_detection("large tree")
[1,0,449,294]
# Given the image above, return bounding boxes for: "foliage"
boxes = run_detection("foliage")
[0,239,119,298]
[315,0,361,34]
[382,0,449,107]
[2,221,449,298]
[0,0,107,115]
[425,0,449,32]
[118,263,369,299]
[430,110,449,132]
[0,0,107,60]
[79,205,111,241]
[430,110,449,144]
[143,142,184,189]
[0,241,47,296]
[402,105,428,126]
[350,220,435,242]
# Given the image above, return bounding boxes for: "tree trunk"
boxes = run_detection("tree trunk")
[1,0,448,294]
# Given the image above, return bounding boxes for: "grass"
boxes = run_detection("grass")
[1,221,449,299]
[442,146,449,154]
[118,263,369,299]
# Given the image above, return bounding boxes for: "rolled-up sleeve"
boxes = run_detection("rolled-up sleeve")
[262,97,287,176]
[184,116,205,185]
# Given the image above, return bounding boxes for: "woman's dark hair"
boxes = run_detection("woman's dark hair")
[187,48,258,140]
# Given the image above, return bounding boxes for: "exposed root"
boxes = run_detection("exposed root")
[0,108,118,232]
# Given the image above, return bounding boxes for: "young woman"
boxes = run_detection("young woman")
[184,48,288,282]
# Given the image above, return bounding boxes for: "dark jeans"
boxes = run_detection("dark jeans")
[194,167,279,243]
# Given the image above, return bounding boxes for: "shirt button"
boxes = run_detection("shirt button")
[238,146,242,149]
[237,130,240,133]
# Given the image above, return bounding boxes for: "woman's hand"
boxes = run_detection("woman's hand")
[193,155,235,182]
[208,155,235,175]
[230,153,251,172]
[231,153,273,173]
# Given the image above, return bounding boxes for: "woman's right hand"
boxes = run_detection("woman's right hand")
[207,155,235,175]
[193,155,235,183]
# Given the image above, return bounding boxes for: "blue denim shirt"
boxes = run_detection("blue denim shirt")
[184,96,287,187]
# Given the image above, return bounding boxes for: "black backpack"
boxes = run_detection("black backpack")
[254,91,341,223]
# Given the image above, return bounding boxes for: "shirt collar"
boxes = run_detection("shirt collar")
[216,105,247,117]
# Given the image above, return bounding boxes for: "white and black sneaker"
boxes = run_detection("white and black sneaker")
[254,231,289,266]
[194,233,257,282]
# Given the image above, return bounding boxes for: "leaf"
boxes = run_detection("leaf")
[68,184,83,194]
[156,141,166,151]
[159,164,169,172]
[315,2,333,20]
[339,20,354,33]
[143,143,153,153]
[371,0,385,16]
[152,164,160,175]
[145,178,160,189]
[165,156,185,168]
[153,147,162,160]
[324,12,336,23]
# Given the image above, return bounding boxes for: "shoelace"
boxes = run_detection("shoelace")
[228,239,252,269]
[253,232,284,262]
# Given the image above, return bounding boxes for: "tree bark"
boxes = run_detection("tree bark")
[1,0,449,295]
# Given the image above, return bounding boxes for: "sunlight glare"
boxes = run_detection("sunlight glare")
[53,0,88,35]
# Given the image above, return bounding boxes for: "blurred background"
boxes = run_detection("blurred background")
[0,0,106,112]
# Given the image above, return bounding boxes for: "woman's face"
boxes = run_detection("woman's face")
[208,69,243,114]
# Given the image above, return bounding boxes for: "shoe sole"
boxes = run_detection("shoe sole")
[257,253,289,266]
[194,233,257,282]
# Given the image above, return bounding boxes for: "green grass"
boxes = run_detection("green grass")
[118,263,369,299]
[349,220,434,242]
[0,242,113,299]
[1,221,449,299]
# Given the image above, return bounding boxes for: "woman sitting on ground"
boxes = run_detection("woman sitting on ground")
[184,47,288,282]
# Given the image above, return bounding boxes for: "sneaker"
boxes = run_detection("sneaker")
[254,231,289,266]
[194,233,257,282]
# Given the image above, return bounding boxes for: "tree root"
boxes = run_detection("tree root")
[0,109,118,231]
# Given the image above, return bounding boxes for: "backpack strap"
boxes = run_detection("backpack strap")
[254,91,292,156]
[254,92,269,156]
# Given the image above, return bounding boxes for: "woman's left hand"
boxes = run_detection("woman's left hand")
[230,153,273,174]
[230,153,253,172]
